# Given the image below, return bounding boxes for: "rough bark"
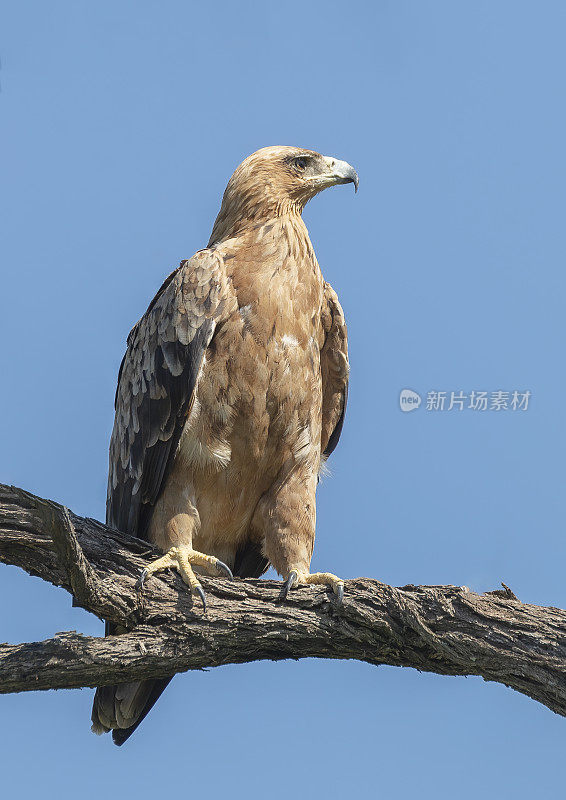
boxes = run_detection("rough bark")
[1,483,566,718]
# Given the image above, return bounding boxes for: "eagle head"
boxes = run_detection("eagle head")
[209,146,358,245]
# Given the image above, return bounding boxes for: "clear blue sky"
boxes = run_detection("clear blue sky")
[1,1,565,797]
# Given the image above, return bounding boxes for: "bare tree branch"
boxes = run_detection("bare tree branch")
[1,482,566,718]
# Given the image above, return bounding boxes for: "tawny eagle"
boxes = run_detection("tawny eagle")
[92,146,357,744]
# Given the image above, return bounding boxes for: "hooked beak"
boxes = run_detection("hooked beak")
[321,155,359,192]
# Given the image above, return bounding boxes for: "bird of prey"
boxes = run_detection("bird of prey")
[91,146,357,745]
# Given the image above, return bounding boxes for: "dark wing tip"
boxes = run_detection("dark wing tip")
[323,382,348,458]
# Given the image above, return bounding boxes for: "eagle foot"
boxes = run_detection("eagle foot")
[278,569,344,605]
[135,546,233,611]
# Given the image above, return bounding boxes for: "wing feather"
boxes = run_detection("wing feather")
[106,250,229,539]
[320,282,349,458]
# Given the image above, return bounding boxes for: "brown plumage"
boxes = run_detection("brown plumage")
[91,146,356,745]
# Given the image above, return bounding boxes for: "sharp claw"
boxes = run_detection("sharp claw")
[195,584,207,612]
[215,559,233,579]
[135,568,148,591]
[279,570,297,602]
[335,582,344,605]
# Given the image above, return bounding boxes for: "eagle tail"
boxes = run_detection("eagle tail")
[91,543,269,746]
[91,620,173,746]
[91,676,173,746]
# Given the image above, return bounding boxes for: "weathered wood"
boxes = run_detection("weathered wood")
[1,483,566,718]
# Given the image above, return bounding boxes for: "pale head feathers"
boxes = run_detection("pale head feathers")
[209,146,358,245]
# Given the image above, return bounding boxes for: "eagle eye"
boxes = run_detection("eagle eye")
[294,157,308,171]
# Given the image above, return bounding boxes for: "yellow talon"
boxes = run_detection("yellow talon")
[279,569,345,604]
[136,545,233,611]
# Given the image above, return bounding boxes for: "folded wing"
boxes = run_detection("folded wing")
[320,282,349,459]
[107,250,229,539]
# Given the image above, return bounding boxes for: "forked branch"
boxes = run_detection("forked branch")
[1,483,565,718]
